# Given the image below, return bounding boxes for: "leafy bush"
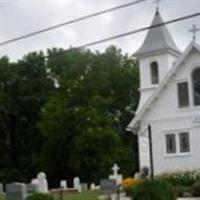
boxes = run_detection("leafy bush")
[192,182,200,197]
[122,178,142,196]
[157,170,200,187]
[26,193,54,200]
[131,179,176,200]
[174,185,191,197]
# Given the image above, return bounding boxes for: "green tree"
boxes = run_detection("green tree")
[38,46,139,186]
[0,53,54,182]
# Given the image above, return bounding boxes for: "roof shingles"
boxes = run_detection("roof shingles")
[135,11,181,57]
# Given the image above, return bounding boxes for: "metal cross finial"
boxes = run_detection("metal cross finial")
[154,0,162,12]
[189,25,200,41]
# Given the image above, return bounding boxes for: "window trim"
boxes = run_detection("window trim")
[177,82,190,108]
[191,67,200,106]
[150,61,159,85]
[179,132,190,153]
[166,134,176,154]
[164,131,191,157]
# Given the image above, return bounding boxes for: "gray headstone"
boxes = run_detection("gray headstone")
[6,183,26,200]
[26,183,38,194]
[81,183,88,192]
[0,183,3,194]
[100,179,117,195]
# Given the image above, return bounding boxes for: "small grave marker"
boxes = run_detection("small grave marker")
[100,179,118,195]
[60,180,67,189]
[6,183,26,200]
[0,183,3,194]
[73,177,81,192]
[26,183,38,194]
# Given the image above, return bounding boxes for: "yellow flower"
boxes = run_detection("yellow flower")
[122,178,142,190]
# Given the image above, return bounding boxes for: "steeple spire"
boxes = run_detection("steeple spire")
[134,10,181,57]
[154,0,162,13]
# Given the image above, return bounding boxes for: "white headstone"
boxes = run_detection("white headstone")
[90,183,96,190]
[108,163,123,185]
[37,172,48,193]
[60,180,67,189]
[73,177,81,192]
[31,178,38,185]
[134,172,140,179]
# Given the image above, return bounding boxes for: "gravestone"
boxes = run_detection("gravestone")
[109,163,123,185]
[73,177,81,192]
[31,178,38,185]
[81,183,88,192]
[37,172,48,193]
[100,179,117,195]
[90,183,96,190]
[6,183,26,200]
[134,172,140,179]
[26,183,38,194]
[60,180,67,189]
[0,183,3,194]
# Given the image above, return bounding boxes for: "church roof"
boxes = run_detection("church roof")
[127,41,200,132]
[135,10,181,57]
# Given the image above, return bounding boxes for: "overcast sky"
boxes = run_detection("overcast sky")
[1,0,200,61]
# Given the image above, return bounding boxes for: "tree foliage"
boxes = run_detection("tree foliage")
[0,46,139,186]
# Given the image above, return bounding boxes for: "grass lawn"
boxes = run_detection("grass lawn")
[0,191,102,200]
[0,195,5,200]
[53,191,101,200]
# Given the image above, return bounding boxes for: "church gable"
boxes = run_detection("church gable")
[142,44,200,122]
[127,42,200,130]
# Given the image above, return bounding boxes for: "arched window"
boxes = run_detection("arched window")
[151,62,159,84]
[192,67,200,106]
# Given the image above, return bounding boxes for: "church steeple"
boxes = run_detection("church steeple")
[135,11,181,58]
[135,11,181,113]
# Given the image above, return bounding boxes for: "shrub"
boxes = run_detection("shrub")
[122,178,142,196]
[131,179,176,200]
[174,185,191,197]
[26,193,54,200]
[192,181,200,197]
[157,170,200,187]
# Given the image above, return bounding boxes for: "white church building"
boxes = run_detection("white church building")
[127,10,200,175]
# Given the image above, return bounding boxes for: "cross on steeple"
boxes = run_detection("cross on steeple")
[189,25,200,41]
[154,0,162,12]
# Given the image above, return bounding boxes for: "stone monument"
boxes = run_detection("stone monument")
[37,172,48,193]
[73,177,81,192]
[0,183,3,194]
[109,163,123,185]
[6,183,26,200]
[60,180,67,189]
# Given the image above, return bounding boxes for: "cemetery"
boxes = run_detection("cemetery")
[0,164,200,200]
[1,0,200,200]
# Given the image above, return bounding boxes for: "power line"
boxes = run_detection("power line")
[0,0,148,46]
[1,11,200,62]
[41,11,200,60]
